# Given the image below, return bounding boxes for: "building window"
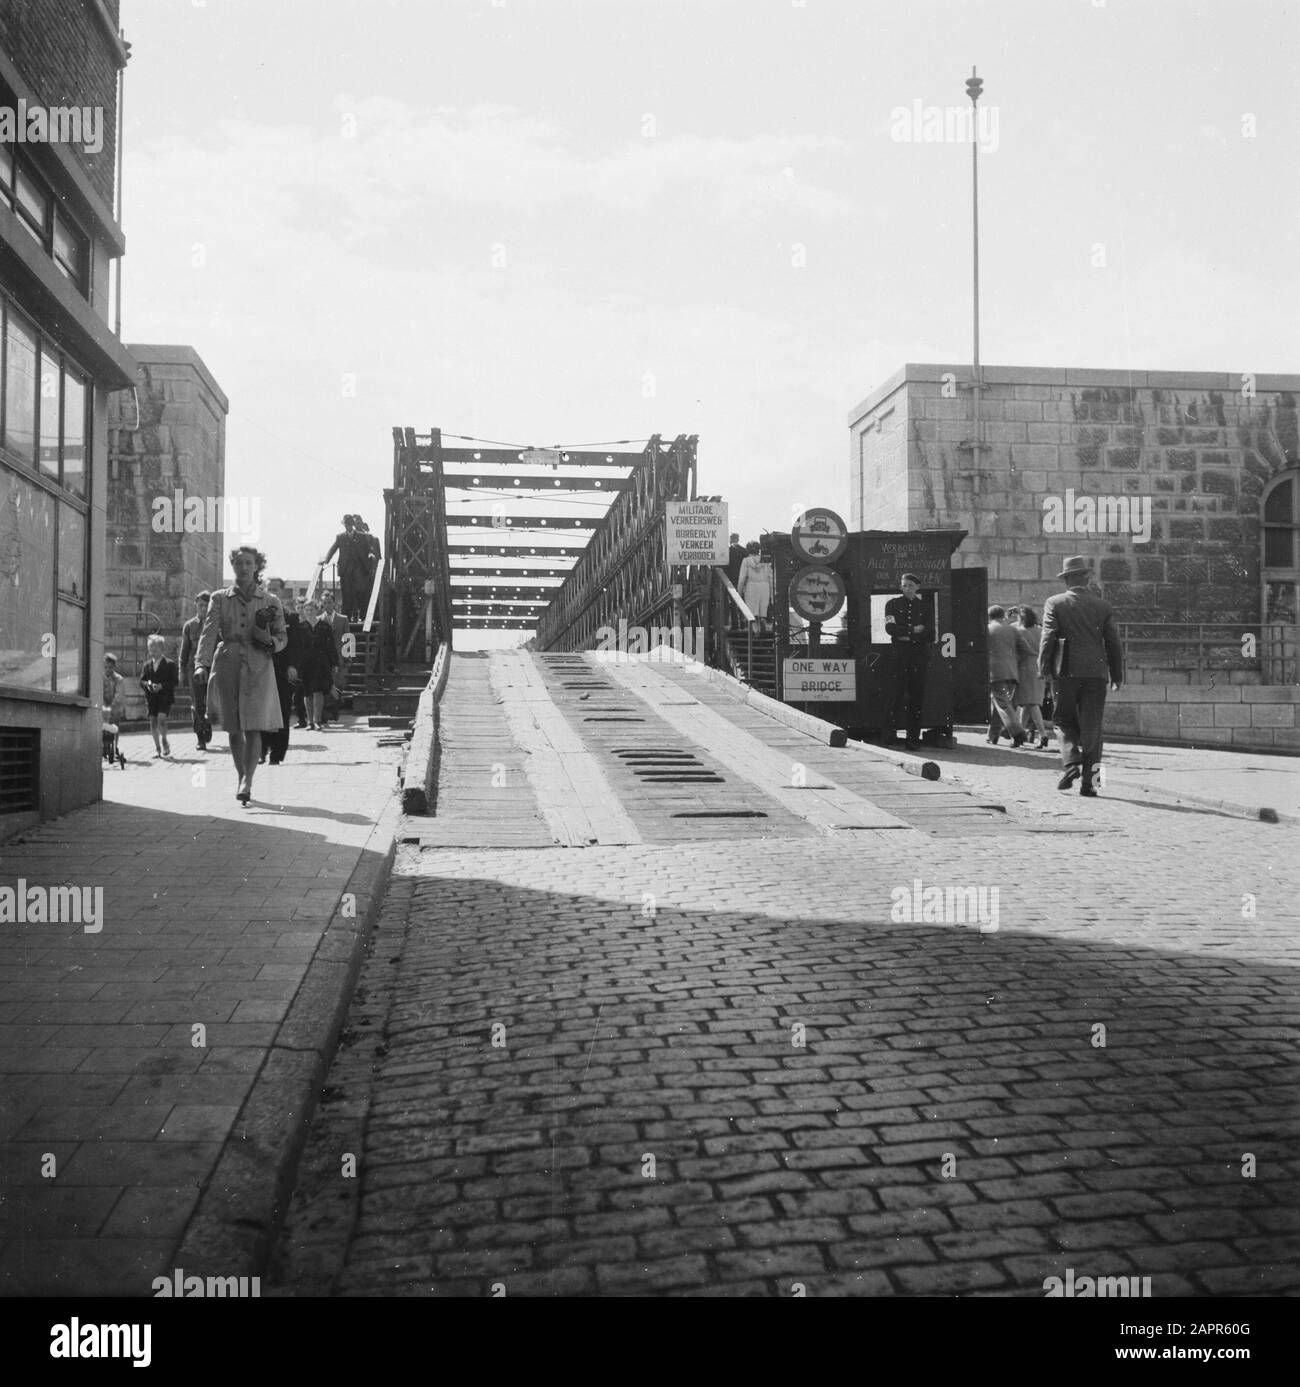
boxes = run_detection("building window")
[39,350,60,479]
[1263,472,1297,570]
[14,164,48,244]
[63,371,86,498]
[4,312,37,463]
[0,292,92,697]
[1,147,91,296]
[0,471,55,691]
[1261,470,1299,685]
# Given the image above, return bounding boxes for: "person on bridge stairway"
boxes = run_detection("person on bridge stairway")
[738,540,773,631]
[321,515,367,620]
[356,517,381,606]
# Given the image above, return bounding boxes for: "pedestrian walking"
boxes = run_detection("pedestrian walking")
[1038,555,1124,797]
[320,590,350,725]
[178,590,212,751]
[738,540,773,630]
[884,573,933,749]
[1014,606,1051,748]
[299,600,340,731]
[194,546,288,806]
[140,633,178,759]
[261,596,308,765]
[987,605,1026,746]
[101,653,125,766]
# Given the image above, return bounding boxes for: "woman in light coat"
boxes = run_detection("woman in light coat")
[737,540,773,626]
[195,546,288,805]
[1014,606,1050,748]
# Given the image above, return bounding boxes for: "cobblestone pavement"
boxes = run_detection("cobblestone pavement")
[0,723,403,1295]
[271,655,1299,1297]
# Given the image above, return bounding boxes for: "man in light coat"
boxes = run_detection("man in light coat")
[1038,555,1124,796]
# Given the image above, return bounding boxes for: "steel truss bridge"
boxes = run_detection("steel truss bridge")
[375,427,722,667]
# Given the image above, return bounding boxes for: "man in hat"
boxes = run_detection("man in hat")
[322,515,366,619]
[1039,555,1124,796]
[884,574,934,749]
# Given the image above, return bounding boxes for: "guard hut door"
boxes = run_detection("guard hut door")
[950,567,990,724]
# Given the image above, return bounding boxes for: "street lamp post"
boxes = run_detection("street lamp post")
[965,67,984,461]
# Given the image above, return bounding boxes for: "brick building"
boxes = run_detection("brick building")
[849,365,1300,749]
[106,345,229,692]
[0,0,136,834]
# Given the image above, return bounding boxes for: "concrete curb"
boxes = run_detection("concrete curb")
[1103,781,1294,826]
[697,662,943,780]
[171,785,405,1282]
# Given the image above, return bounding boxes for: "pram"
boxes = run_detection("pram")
[102,719,126,769]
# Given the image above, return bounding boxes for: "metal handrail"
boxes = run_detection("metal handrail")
[1118,621,1298,680]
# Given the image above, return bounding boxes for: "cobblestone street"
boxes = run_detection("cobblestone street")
[270,653,1299,1297]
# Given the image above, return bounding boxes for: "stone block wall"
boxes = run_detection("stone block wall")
[849,364,1299,639]
[1107,684,1300,752]
[851,372,910,530]
[106,346,228,672]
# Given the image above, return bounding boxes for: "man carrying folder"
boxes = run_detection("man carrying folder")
[1038,555,1124,797]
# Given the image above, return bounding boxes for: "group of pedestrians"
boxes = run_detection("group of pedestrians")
[989,554,1124,796]
[101,547,355,805]
[726,532,775,630]
[185,547,350,804]
[986,603,1051,750]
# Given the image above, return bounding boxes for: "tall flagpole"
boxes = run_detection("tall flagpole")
[965,67,984,461]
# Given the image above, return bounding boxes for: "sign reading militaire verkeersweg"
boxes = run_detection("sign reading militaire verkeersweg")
[791,506,849,564]
[665,499,729,564]
[783,658,856,701]
[789,565,847,622]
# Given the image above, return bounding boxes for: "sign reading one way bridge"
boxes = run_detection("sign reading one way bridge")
[665,500,729,565]
[783,657,856,701]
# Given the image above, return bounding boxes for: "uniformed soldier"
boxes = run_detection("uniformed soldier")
[883,573,934,749]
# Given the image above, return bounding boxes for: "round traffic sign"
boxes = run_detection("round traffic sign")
[791,506,848,563]
[789,565,847,622]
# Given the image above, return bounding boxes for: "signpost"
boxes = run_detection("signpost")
[665,499,729,565]
[783,657,856,701]
[791,506,849,564]
[788,566,847,625]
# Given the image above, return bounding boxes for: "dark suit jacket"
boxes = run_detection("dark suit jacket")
[884,594,934,645]
[274,614,309,681]
[178,617,202,680]
[1039,586,1124,683]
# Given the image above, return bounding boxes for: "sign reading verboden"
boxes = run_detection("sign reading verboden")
[783,658,856,701]
[665,500,729,565]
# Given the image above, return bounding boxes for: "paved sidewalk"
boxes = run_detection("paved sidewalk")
[0,722,404,1296]
[938,732,1299,823]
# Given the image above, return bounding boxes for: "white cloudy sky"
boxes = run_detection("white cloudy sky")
[120,0,1299,645]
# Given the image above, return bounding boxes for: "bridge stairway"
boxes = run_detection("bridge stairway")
[726,628,778,697]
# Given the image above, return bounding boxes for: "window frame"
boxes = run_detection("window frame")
[0,289,92,700]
